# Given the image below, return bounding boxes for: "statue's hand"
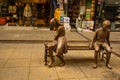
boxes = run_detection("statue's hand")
[110,46,112,49]
[89,44,94,50]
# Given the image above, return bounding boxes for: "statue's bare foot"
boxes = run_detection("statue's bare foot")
[106,64,112,69]
[48,59,55,67]
[59,62,65,67]
[92,64,97,69]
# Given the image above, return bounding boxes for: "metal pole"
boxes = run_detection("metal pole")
[64,0,68,16]
[93,0,98,31]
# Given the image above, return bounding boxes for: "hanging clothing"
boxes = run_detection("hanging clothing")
[31,4,38,17]
[17,4,24,17]
[8,6,17,13]
[23,4,32,18]
[1,3,8,17]
[50,0,57,19]
[54,8,61,21]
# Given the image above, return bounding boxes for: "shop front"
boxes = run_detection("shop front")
[104,0,120,32]
[0,0,50,27]
[67,0,120,32]
[94,0,120,31]
[67,0,95,31]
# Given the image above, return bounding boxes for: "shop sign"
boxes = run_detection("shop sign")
[86,21,94,29]
[85,9,91,20]
[64,17,70,23]
[82,21,87,28]
[64,17,71,31]
[82,21,94,30]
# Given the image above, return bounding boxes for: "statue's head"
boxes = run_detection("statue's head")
[50,18,60,29]
[102,20,111,30]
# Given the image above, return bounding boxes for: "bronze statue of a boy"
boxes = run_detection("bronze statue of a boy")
[47,18,67,67]
[90,20,112,69]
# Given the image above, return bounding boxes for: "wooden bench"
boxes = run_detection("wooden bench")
[44,43,108,65]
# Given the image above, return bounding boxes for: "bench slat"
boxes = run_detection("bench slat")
[67,46,93,50]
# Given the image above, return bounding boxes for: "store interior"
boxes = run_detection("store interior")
[0,0,50,27]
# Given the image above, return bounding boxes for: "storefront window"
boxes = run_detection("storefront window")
[0,0,50,27]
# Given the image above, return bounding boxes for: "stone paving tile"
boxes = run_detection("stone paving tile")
[79,79,88,80]
[29,67,58,80]
[99,70,120,80]
[59,79,80,80]
[0,44,15,68]
[0,68,29,80]
[0,43,120,80]
[10,51,31,59]
[31,51,44,65]
[87,78,98,80]
[66,32,87,41]
[32,52,44,59]
[0,43,17,49]
[0,30,88,41]
[65,50,110,79]
[67,51,94,65]
[30,44,45,67]
[80,66,104,78]
[55,57,86,79]
[30,58,45,67]
[31,46,44,59]
[110,55,120,65]
[0,59,7,68]
[78,32,94,41]
[0,52,11,59]
[6,43,33,59]
[58,78,88,80]
[16,43,34,48]
[0,68,2,72]
[79,32,120,41]
[100,54,120,75]
[88,78,104,80]
[4,58,30,68]
[56,66,86,79]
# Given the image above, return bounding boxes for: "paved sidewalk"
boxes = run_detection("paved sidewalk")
[0,27,120,42]
[0,26,120,80]
[0,27,120,54]
[0,43,120,80]
[77,32,120,54]
[0,26,88,42]
[78,32,120,42]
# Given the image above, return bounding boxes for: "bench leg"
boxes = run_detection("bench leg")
[98,51,101,58]
[44,45,48,65]
[101,52,106,60]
